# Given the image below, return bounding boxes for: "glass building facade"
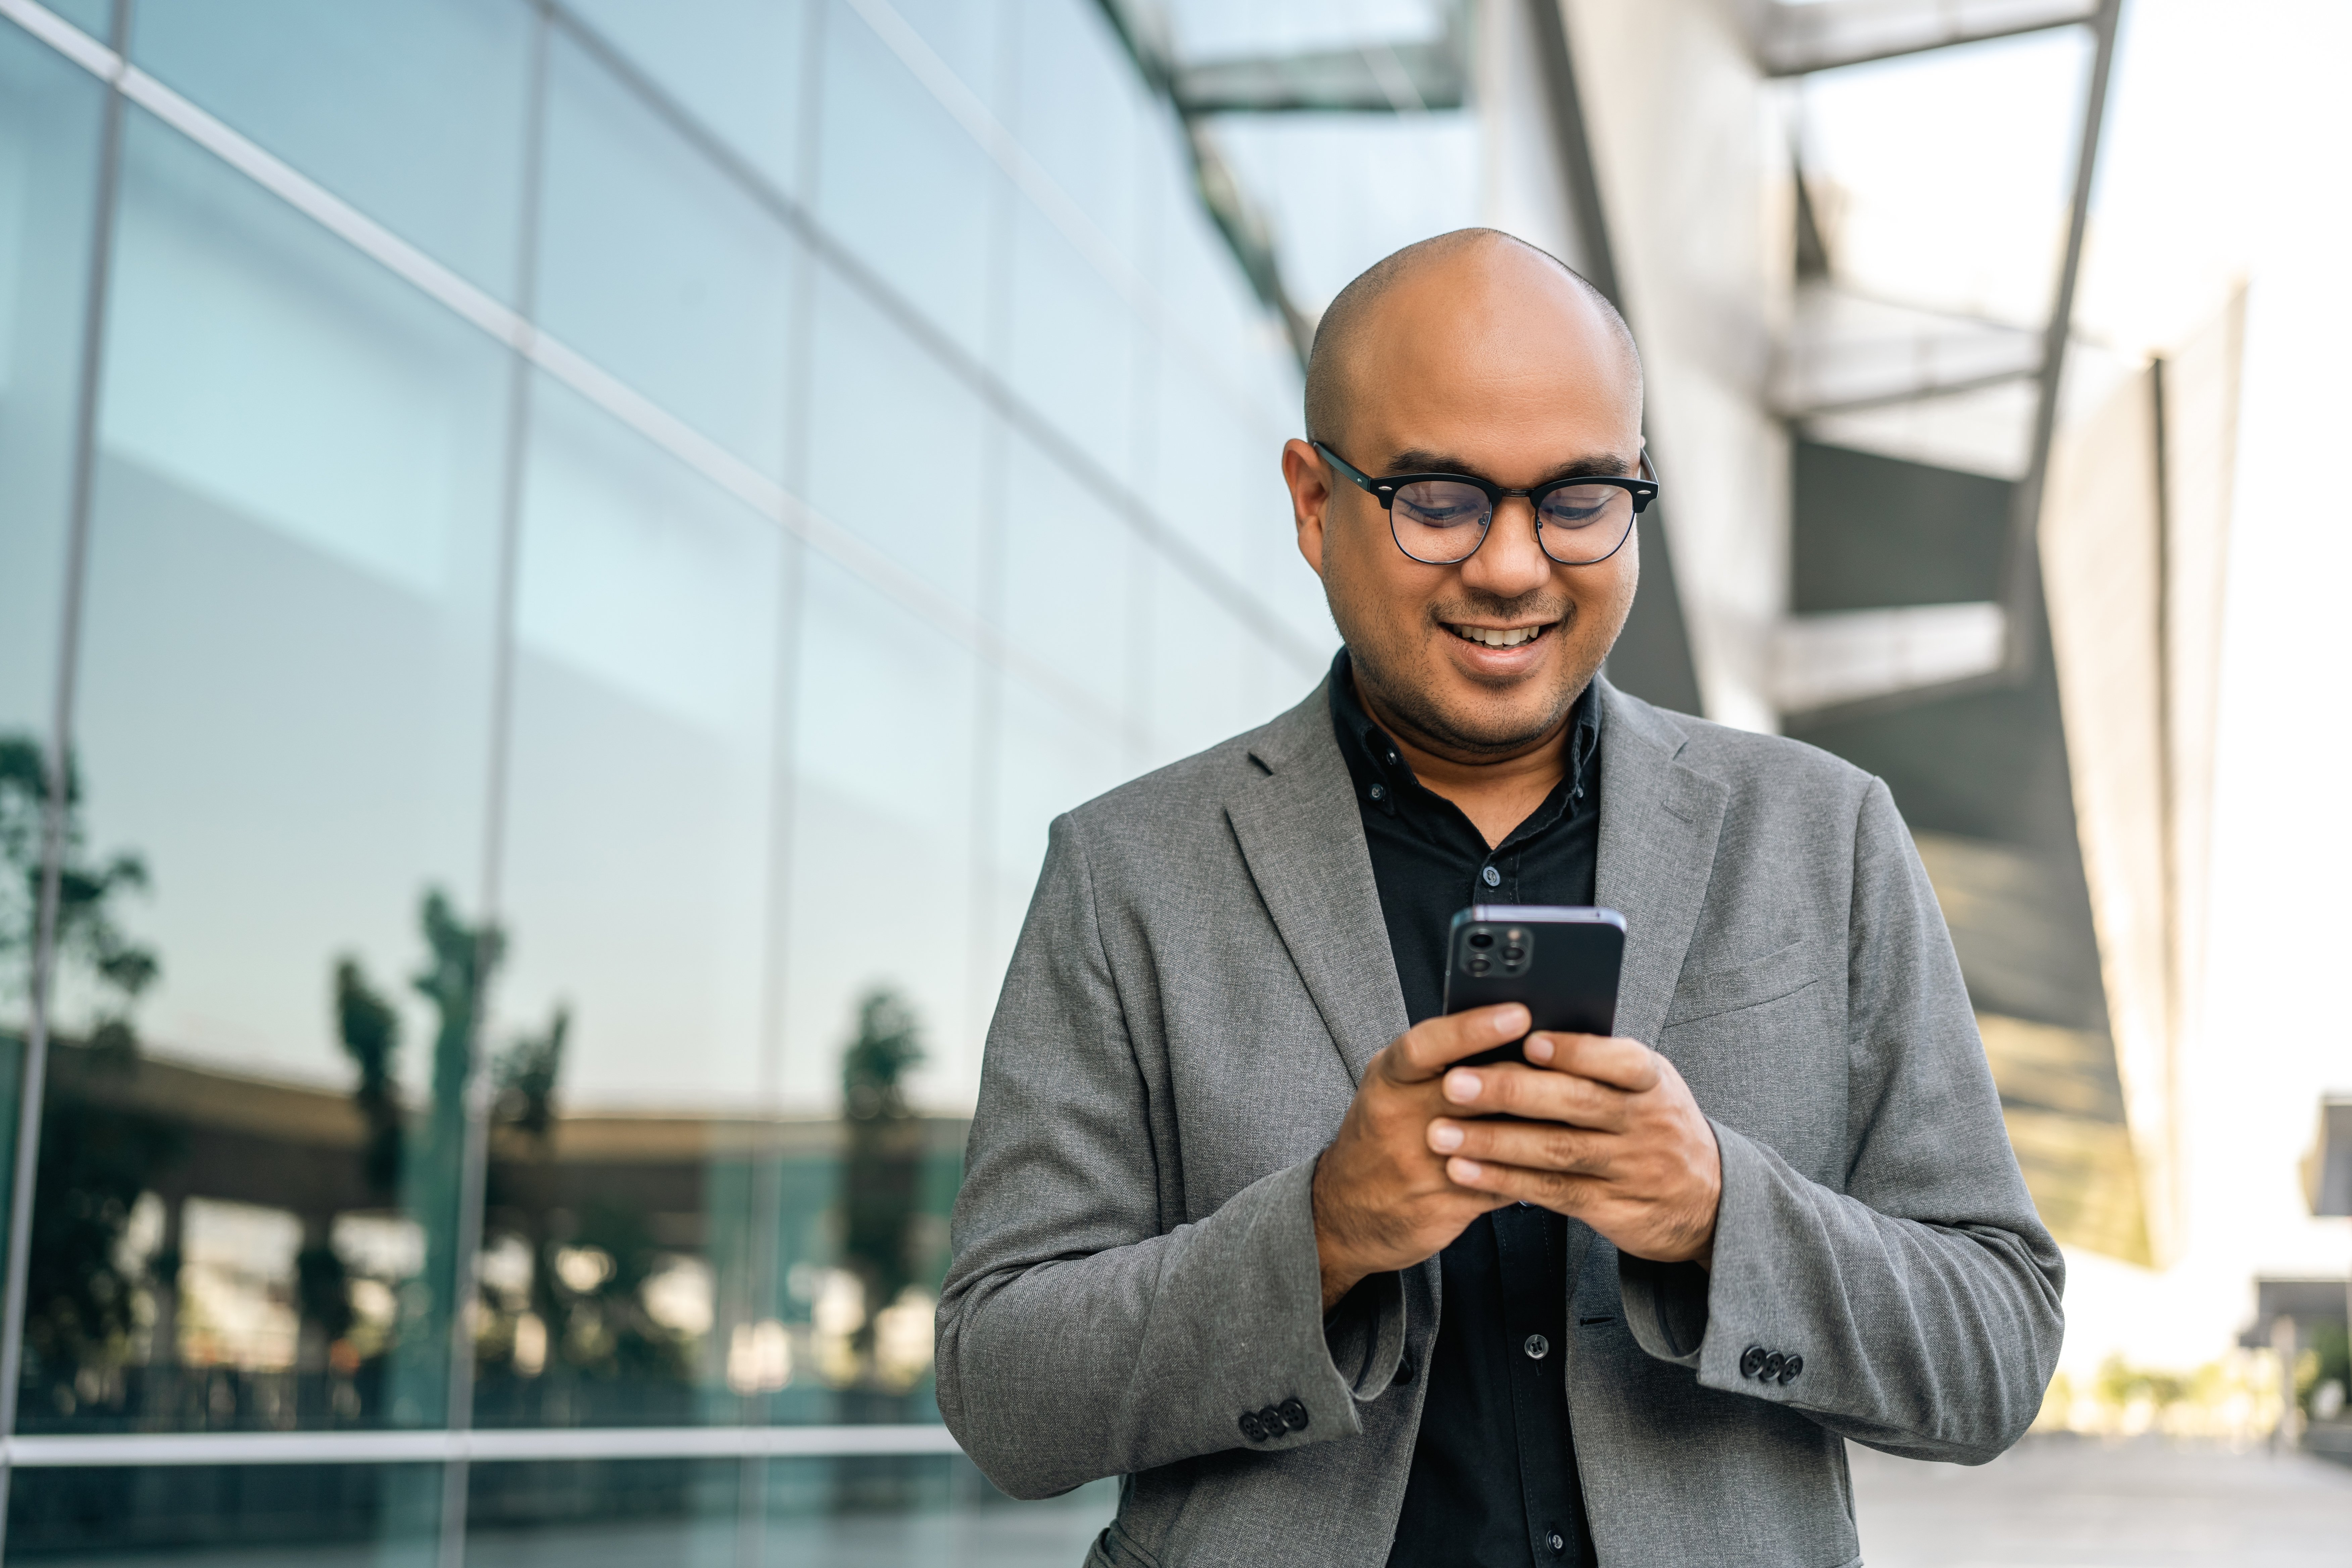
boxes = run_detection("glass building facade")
[0,0,1333,1559]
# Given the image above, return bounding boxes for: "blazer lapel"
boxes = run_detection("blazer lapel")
[1226,684,1410,1086]
[1594,680,1729,1049]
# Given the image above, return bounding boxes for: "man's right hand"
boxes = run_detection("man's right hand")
[1311,1003,1528,1310]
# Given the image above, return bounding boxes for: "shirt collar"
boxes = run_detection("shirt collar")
[1325,647,1603,831]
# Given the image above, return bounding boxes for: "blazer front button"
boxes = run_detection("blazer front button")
[1238,1411,1265,1442]
[1779,1354,1804,1384]
[1278,1398,1309,1430]
[1740,1345,1767,1378]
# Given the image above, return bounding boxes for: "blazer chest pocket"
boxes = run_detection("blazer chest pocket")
[1661,940,1831,1030]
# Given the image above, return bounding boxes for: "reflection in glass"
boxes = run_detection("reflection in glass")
[475,374,785,1429]
[783,554,978,1118]
[35,106,509,1433]
[0,31,107,1259]
[538,30,801,482]
[802,272,988,616]
[0,28,104,750]
[130,0,535,304]
[466,1459,738,1567]
[561,0,813,199]
[5,1462,440,1564]
[817,0,1001,361]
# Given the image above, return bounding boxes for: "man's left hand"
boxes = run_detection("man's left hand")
[1424,1033,1722,1266]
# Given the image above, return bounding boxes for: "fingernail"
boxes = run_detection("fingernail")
[1429,1121,1464,1153]
[1449,1158,1484,1183]
[1443,1070,1480,1102]
[1494,1007,1527,1037]
[1524,1035,1554,1064]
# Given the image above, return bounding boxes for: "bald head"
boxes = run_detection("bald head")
[1303,228,1640,451]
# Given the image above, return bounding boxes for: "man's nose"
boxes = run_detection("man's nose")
[1458,497,1554,600]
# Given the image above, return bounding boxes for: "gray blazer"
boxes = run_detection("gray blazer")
[937,678,2063,1568]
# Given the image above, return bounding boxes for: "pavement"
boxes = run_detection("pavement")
[1850,1434,2352,1567]
[28,1438,2350,1564]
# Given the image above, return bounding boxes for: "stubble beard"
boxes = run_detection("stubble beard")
[1345,601,1590,765]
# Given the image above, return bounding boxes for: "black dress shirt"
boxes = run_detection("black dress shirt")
[1326,649,1603,1568]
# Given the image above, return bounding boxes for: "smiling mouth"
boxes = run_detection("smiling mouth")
[1447,622,1551,649]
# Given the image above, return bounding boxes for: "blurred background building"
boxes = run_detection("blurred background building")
[0,0,2344,1563]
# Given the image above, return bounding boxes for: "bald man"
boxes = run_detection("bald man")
[938,230,2062,1568]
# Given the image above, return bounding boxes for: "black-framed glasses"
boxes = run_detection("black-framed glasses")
[1313,441,1659,567]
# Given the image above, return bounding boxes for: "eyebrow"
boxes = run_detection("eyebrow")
[1383,448,1636,483]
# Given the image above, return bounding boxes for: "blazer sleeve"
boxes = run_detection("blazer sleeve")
[934,814,1407,1500]
[1618,777,2066,1463]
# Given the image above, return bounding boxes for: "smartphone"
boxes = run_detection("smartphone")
[1442,905,1626,1068]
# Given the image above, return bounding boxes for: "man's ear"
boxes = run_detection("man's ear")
[1281,438,1331,580]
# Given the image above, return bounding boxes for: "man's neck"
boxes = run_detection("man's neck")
[1354,674,1572,850]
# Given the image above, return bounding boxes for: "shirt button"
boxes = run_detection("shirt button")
[1387,751,1400,764]
[1548,1531,1567,1554]
[1368,783,1385,800]
[1523,1334,1549,1360]
[1481,865,1501,887]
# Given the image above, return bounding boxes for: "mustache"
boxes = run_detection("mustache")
[1427,592,1570,625]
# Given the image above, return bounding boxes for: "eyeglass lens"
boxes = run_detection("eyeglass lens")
[1390,479,1635,566]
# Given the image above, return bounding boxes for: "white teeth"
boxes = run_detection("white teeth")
[1454,624,1541,648]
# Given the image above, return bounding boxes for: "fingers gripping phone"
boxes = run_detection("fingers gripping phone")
[1442,905,1626,1068]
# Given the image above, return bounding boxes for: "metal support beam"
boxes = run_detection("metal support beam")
[2000,0,2121,681]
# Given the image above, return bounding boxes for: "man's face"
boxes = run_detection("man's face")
[1284,248,1645,763]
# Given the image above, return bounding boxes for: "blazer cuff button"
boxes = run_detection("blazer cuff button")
[1739,1344,1767,1379]
[1238,1412,1266,1442]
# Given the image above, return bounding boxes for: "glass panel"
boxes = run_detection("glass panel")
[34,108,509,1433]
[981,674,1135,1063]
[466,1458,738,1566]
[1010,0,1145,271]
[1144,561,1261,769]
[997,429,1135,722]
[537,30,801,483]
[47,0,115,44]
[801,271,987,616]
[816,0,1002,363]
[778,552,977,1415]
[760,1453,1114,1566]
[474,374,785,1430]
[0,27,106,1067]
[130,0,536,304]
[879,0,1008,122]
[561,0,814,198]
[5,1462,440,1563]
[1005,206,1134,479]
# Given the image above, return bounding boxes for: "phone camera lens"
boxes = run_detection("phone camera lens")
[1467,931,1494,949]
[1503,947,1525,963]
[1466,956,1492,976]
